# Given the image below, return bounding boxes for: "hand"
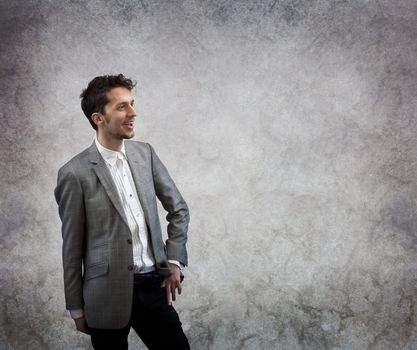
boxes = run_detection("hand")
[74,316,91,335]
[161,263,182,305]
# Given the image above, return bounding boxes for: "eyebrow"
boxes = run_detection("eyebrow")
[115,100,134,107]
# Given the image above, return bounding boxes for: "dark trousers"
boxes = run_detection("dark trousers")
[89,272,190,350]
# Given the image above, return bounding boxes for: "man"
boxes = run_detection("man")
[54,74,190,349]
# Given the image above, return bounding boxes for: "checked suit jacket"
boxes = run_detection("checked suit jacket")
[54,140,190,329]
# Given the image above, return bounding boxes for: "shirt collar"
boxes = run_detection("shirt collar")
[94,136,127,167]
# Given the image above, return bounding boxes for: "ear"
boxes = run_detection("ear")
[91,112,103,128]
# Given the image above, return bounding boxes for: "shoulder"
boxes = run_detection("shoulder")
[125,140,157,158]
[125,139,151,151]
[57,145,92,177]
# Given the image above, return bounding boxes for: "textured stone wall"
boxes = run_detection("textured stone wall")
[1,1,417,349]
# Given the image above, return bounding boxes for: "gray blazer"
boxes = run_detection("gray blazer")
[54,140,190,329]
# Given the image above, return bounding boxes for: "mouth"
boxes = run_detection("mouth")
[123,121,135,130]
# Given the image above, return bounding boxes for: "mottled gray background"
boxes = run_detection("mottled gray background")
[1,0,417,349]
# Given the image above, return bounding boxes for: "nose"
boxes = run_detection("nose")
[127,104,136,117]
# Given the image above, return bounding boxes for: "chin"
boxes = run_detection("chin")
[123,132,135,139]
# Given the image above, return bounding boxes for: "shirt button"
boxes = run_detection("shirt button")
[127,239,132,244]
[128,265,134,271]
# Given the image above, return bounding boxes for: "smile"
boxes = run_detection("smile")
[123,122,135,129]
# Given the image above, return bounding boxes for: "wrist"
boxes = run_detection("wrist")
[169,262,180,271]
[167,260,182,270]
[69,309,84,319]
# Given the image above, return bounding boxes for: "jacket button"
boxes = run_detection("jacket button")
[127,239,132,244]
[128,265,134,271]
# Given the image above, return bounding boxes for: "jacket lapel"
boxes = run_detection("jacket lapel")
[88,142,130,229]
[125,142,152,226]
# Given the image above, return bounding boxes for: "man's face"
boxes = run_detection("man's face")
[98,87,136,140]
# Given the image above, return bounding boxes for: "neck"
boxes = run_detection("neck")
[96,132,123,151]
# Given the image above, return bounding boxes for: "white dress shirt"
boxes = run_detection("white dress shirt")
[95,137,156,273]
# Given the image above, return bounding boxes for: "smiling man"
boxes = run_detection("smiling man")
[54,74,190,349]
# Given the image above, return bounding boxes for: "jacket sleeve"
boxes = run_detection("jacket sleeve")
[148,143,190,266]
[54,165,85,310]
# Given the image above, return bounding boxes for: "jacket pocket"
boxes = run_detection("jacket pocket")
[84,262,109,281]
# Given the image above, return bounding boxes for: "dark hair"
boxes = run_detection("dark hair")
[80,74,136,130]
